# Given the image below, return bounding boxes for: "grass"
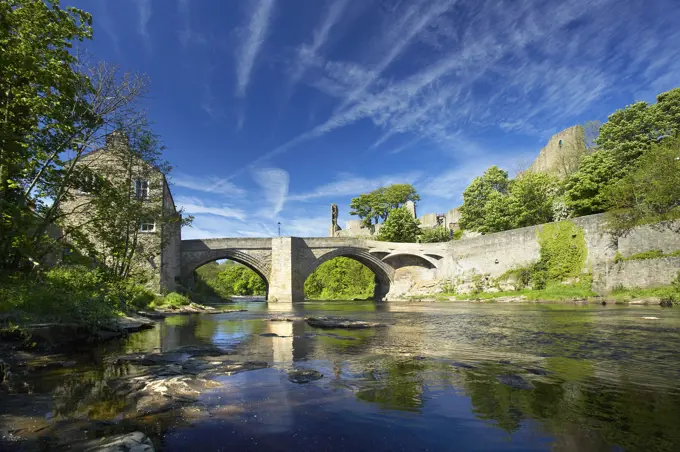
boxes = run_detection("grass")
[616,249,680,262]
[0,266,157,330]
[453,281,597,302]
[607,285,678,302]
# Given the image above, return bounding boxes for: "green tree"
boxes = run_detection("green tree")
[377,206,421,242]
[419,226,451,243]
[304,257,375,300]
[217,264,266,296]
[596,101,658,168]
[459,166,510,232]
[567,88,680,216]
[604,137,680,236]
[565,150,620,216]
[350,184,419,227]
[0,0,93,269]
[509,172,560,228]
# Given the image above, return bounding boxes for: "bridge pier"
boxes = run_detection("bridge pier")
[267,237,304,303]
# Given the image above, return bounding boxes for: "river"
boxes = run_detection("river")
[2,301,680,451]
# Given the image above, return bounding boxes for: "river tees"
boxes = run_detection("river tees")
[2,301,680,451]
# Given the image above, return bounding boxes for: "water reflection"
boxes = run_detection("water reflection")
[2,302,680,451]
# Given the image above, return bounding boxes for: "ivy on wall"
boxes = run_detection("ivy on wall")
[536,221,587,281]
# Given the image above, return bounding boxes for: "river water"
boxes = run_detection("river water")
[3,301,680,451]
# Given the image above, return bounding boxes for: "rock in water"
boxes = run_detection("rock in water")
[288,369,323,384]
[81,431,154,451]
[305,317,385,329]
[496,374,533,390]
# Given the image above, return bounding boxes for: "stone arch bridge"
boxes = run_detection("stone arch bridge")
[178,237,449,303]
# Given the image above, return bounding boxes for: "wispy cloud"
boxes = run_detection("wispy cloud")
[136,0,152,50]
[235,0,276,97]
[252,168,289,217]
[335,0,457,111]
[176,196,247,221]
[178,0,207,48]
[420,149,537,202]
[288,0,348,88]
[172,174,247,197]
[182,212,328,239]
[288,171,422,202]
[240,0,643,172]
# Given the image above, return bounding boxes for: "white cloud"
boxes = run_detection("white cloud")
[176,196,247,221]
[235,0,276,97]
[335,0,457,111]
[288,171,422,202]
[178,0,207,48]
[420,149,537,201]
[171,173,246,197]
[235,0,680,173]
[136,0,152,50]
[289,0,348,88]
[252,167,289,217]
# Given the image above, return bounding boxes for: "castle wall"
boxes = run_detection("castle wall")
[528,125,587,178]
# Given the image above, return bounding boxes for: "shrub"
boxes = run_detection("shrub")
[160,292,190,307]
[419,227,451,243]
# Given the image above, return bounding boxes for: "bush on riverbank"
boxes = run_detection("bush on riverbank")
[0,266,157,331]
[149,292,190,309]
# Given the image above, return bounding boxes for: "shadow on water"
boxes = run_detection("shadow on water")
[2,301,680,451]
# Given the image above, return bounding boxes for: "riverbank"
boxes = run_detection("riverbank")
[404,282,679,305]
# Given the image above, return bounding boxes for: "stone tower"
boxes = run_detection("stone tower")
[529,125,587,179]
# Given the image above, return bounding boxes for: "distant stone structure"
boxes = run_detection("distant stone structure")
[529,125,587,178]
[405,200,416,218]
[328,204,341,237]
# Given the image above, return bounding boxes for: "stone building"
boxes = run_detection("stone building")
[59,132,181,293]
[528,125,587,178]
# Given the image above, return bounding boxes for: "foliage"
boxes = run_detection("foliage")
[567,88,680,215]
[191,261,267,300]
[564,150,620,216]
[350,184,420,227]
[0,265,156,330]
[604,137,680,236]
[377,206,421,242]
[508,172,561,228]
[460,168,560,234]
[0,0,94,269]
[217,264,266,296]
[419,227,451,243]
[459,166,510,232]
[536,221,587,281]
[152,292,190,308]
[304,257,375,300]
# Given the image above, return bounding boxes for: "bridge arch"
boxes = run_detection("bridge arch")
[180,249,271,293]
[302,247,395,301]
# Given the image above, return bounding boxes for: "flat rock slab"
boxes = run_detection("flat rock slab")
[79,431,154,452]
[305,317,386,329]
[288,369,323,384]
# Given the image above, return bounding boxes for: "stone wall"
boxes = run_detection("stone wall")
[428,215,680,295]
[529,125,587,178]
[594,257,680,292]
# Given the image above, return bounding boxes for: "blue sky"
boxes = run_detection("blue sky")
[66,0,680,239]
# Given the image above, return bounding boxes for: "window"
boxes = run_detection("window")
[135,179,149,200]
[558,139,563,147]
[140,221,155,233]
